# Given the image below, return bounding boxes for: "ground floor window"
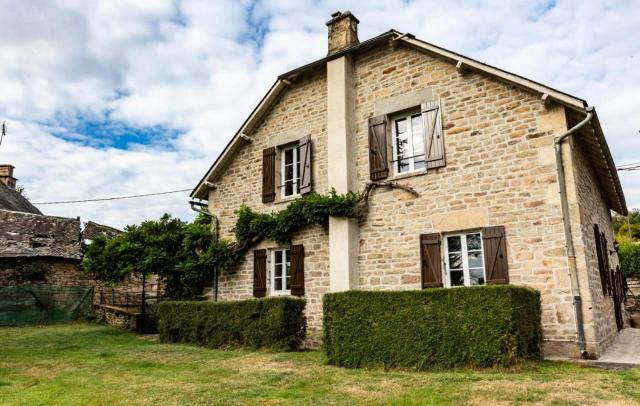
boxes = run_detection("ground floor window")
[444,232,485,287]
[271,249,291,295]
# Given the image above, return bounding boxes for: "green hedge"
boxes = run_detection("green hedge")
[323,286,542,369]
[619,242,640,277]
[156,297,306,351]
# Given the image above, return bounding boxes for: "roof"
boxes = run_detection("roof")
[0,182,42,215]
[82,221,122,240]
[0,210,82,259]
[190,30,626,215]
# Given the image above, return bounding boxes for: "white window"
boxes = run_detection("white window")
[392,111,426,175]
[281,145,300,198]
[444,232,486,287]
[271,249,291,295]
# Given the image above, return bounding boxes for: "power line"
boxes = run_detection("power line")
[33,188,192,205]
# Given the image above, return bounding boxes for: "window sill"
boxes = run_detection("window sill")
[274,195,301,205]
[271,291,291,297]
[388,170,427,182]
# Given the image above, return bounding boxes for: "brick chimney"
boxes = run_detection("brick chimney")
[0,164,17,189]
[326,11,359,55]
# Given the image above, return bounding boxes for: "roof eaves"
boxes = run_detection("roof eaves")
[588,109,628,215]
[399,36,587,112]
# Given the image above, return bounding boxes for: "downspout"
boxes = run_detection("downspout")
[189,200,219,301]
[554,106,594,357]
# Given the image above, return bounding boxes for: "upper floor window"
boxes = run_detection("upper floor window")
[444,232,485,287]
[392,111,426,174]
[271,248,291,295]
[281,145,300,198]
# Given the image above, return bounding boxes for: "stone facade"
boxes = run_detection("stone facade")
[202,20,624,356]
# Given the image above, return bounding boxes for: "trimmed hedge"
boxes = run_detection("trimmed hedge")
[323,285,542,369]
[156,297,306,350]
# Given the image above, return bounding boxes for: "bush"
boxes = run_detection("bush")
[156,297,306,351]
[323,286,541,369]
[619,242,640,277]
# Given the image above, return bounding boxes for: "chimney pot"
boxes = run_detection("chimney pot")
[0,164,17,189]
[326,11,359,55]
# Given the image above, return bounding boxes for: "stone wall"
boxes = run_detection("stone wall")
[209,67,330,337]
[568,139,623,355]
[351,45,577,349]
[0,257,155,306]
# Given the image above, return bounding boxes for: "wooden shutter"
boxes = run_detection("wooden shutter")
[262,147,276,203]
[290,244,305,297]
[420,233,443,288]
[421,100,446,169]
[368,115,389,180]
[253,249,267,298]
[593,225,608,296]
[298,135,312,195]
[601,232,612,296]
[482,226,509,284]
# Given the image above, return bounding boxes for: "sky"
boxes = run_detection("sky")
[0,0,639,229]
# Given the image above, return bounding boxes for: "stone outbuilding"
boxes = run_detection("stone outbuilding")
[191,12,628,358]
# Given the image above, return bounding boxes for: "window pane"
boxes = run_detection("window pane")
[274,250,282,265]
[284,149,293,165]
[467,233,481,251]
[411,114,424,156]
[285,275,291,290]
[447,236,461,252]
[285,249,291,264]
[448,253,462,270]
[396,118,407,134]
[450,270,464,286]
[274,277,282,291]
[468,251,483,268]
[274,263,282,279]
[470,269,485,285]
[414,156,425,170]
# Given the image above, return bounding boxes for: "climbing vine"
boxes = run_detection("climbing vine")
[83,183,418,298]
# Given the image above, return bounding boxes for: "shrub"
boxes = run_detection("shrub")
[619,241,640,277]
[323,286,542,369]
[156,297,306,351]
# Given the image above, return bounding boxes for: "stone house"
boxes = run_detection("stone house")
[0,164,152,305]
[191,12,628,358]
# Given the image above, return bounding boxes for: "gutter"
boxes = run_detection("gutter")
[554,106,594,357]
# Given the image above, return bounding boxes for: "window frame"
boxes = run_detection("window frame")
[443,231,486,288]
[270,248,291,296]
[280,144,300,198]
[390,110,426,176]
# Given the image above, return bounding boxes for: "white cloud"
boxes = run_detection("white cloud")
[0,0,638,229]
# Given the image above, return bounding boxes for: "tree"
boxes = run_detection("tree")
[613,209,640,242]
[83,213,216,300]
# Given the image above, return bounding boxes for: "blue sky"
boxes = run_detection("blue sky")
[0,0,638,228]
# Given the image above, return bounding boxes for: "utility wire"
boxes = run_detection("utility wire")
[33,188,192,205]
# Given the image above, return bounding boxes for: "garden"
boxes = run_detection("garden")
[1,323,639,406]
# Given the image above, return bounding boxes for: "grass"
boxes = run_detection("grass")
[0,324,638,405]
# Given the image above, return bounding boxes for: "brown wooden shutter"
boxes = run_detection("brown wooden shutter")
[421,100,446,169]
[482,226,509,284]
[368,115,389,180]
[290,244,305,297]
[262,147,276,203]
[601,232,612,296]
[253,249,267,298]
[420,233,443,288]
[593,225,608,296]
[298,135,312,195]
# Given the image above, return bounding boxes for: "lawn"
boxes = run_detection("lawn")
[0,324,638,405]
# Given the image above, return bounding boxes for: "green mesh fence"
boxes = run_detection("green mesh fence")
[0,285,93,326]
